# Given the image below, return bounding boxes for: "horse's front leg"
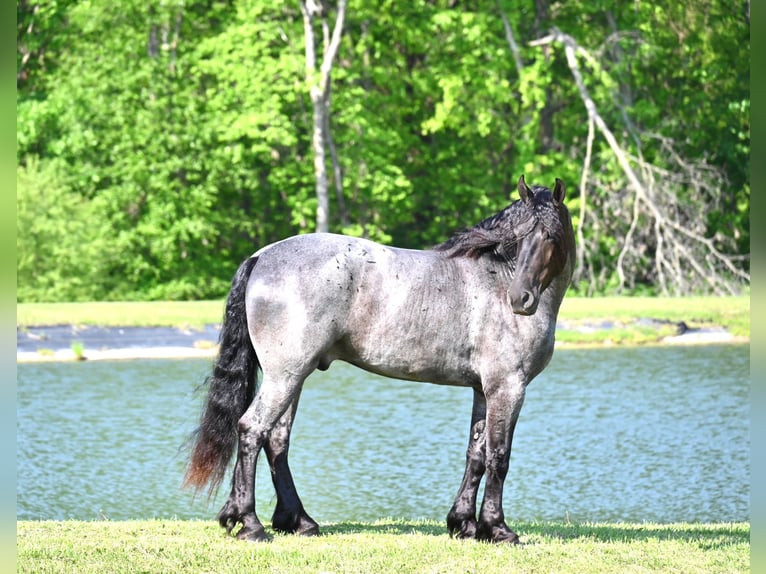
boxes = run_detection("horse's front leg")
[476,379,526,544]
[447,388,486,539]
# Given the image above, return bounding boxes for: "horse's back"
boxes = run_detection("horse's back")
[249,233,404,291]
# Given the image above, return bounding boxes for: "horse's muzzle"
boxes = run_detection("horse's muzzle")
[509,287,539,315]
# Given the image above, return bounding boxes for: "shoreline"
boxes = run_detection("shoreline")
[16,325,748,363]
[16,346,219,363]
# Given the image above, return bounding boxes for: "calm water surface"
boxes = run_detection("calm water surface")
[17,345,749,524]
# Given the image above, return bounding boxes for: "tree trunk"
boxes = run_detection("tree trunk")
[299,0,347,233]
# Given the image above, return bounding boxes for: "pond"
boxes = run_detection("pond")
[17,344,749,525]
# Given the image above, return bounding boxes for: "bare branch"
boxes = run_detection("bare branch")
[497,3,524,76]
[320,0,347,93]
[574,116,595,294]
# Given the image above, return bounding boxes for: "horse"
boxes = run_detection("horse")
[183,174,576,544]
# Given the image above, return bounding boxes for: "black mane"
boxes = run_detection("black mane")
[434,185,557,261]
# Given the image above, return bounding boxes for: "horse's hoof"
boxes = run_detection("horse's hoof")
[295,515,320,537]
[236,525,271,542]
[273,511,320,537]
[477,523,520,544]
[297,522,320,537]
[493,528,520,544]
[448,518,478,539]
[217,512,238,534]
[447,507,478,540]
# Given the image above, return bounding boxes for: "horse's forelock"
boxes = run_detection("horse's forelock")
[532,191,568,242]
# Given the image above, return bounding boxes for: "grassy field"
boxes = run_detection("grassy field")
[17,519,749,574]
[17,295,750,345]
[16,300,227,329]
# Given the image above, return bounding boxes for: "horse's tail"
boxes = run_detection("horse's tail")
[183,255,260,498]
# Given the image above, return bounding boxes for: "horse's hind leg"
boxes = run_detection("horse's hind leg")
[217,373,306,542]
[447,388,487,539]
[217,414,269,541]
[265,395,320,536]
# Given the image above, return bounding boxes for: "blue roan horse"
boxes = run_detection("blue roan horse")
[184,175,576,543]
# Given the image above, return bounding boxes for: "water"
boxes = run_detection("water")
[17,345,749,524]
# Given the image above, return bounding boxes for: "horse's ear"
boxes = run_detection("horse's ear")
[518,174,533,204]
[552,178,566,205]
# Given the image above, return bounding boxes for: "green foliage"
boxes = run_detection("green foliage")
[70,341,85,360]
[16,0,749,301]
[18,0,243,300]
[16,157,105,302]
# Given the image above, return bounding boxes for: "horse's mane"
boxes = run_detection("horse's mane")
[433,185,554,261]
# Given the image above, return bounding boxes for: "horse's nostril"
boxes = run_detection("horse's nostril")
[521,291,532,307]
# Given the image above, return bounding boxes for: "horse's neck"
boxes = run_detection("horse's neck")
[542,269,573,319]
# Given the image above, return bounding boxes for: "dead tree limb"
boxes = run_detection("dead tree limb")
[497,2,524,76]
[529,28,749,295]
[575,116,596,294]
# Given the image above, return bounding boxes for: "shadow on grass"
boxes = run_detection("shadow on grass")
[320,520,447,537]
[318,521,749,550]
[522,522,749,549]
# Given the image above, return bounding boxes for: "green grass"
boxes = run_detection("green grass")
[17,300,226,330]
[17,295,750,345]
[557,295,750,343]
[559,295,750,335]
[17,519,749,574]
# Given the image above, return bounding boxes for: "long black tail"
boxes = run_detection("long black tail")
[183,255,260,498]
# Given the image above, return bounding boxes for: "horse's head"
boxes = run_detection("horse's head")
[508,175,574,316]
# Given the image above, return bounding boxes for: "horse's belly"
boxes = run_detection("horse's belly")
[335,326,479,387]
[345,354,478,387]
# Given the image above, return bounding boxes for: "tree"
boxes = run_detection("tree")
[17,0,78,93]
